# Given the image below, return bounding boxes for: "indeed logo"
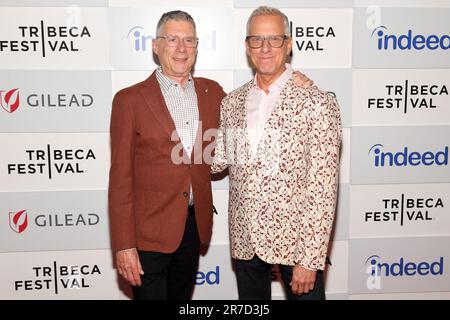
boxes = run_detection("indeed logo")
[371,26,450,51]
[127,26,217,52]
[368,144,448,167]
[366,255,444,290]
[127,26,154,51]
[195,266,219,285]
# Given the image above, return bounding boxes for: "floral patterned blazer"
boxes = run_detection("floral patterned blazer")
[212,75,342,270]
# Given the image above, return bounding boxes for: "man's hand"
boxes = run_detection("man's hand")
[290,264,317,295]
[293,71,315,88]
[116,248,144,286]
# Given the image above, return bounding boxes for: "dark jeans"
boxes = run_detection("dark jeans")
[132,206,200,300]
[234,255,325,300]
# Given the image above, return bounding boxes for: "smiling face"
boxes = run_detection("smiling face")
[152,20,197,83]
[246,14,292,81]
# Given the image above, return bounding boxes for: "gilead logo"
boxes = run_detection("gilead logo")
[1,88,94,113]
[368,144,448,167]
[7,211,100,234]
[9,210,28,233]
[0,88,20,113]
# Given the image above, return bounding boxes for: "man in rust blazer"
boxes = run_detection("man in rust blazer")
[108,11,225,300]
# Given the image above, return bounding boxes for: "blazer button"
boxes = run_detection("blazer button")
[183,192,188,197]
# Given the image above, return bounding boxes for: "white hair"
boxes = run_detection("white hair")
[156,10,196,36]
[246,6,290,36]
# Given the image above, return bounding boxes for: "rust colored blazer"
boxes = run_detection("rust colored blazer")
[108,71,225,253]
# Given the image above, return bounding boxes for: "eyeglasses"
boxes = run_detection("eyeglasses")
[246,35,288,48]
[157,35,199,48]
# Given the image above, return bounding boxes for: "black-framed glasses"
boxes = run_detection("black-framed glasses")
[157,35,199,48]
[246,35,288,48]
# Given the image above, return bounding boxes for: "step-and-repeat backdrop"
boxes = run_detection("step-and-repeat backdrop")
[1,0,449,300]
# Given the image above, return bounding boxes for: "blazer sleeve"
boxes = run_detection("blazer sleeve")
[211,96,229,174]
[296,92,342,270]
[108,90,137,251]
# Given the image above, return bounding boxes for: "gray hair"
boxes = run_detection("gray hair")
[156,10,196,36]
[246,6,290,36]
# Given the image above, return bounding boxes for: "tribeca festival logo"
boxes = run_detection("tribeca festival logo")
[15,261,101,293]
[8,210,99,234]
[7,145,97,178]
[368,144,448,167]
[0,88,93,114]
[127,25,217,52]
[9,209,29,234]
[364,195,443,226]
[0,88,20,113]
[368,81,448,114]
[289,21,336,51]
[366,255,444,290]
[371,26,450,51]
[0,19,92,57]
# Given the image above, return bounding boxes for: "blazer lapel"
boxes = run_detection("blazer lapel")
[138,71,190,163]
[254,76,295,164]
[238,81,254,164]
[191,78,207,163]
[139,71,178,139]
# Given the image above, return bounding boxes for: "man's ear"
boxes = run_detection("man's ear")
[286,37,293,56]
[245,39,250,57]
[152,39,158,56]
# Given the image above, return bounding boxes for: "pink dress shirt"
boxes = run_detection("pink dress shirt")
[246,64,293,158]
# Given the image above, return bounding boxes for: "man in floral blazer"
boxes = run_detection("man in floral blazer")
[211,6,342,300]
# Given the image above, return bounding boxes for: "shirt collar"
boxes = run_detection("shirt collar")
[156,66,193,92]
[252,63,293,91]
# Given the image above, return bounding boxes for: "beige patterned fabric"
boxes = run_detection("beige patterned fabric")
[212,74,342,270]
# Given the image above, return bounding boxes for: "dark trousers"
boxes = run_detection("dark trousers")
[234,255,325,300]
[132,206,200,300]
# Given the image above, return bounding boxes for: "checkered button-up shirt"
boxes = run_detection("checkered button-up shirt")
[156,67,199,205]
